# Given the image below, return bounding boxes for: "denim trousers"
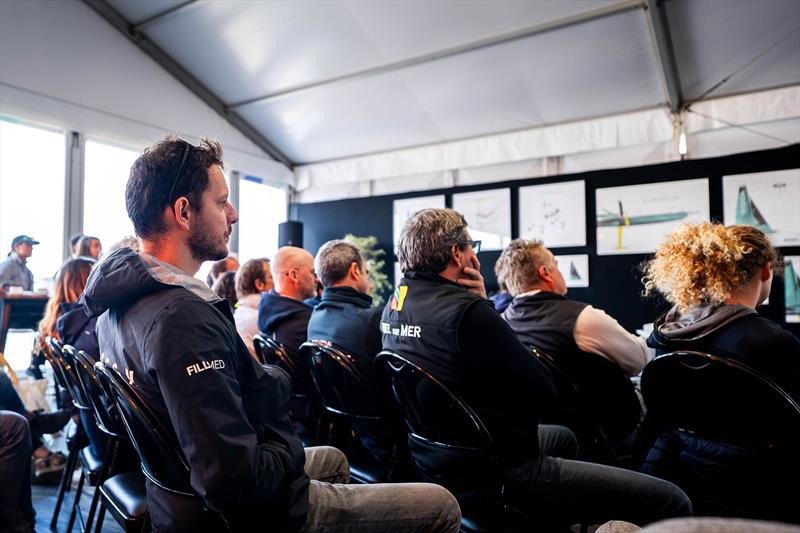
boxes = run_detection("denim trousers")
[507,425,692,527]
[301,446,461,532]
[0,411,34,530]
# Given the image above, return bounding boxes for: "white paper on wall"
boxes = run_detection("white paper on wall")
[452,188,511,251]
[519,181,586,247]
[555,254,590,288]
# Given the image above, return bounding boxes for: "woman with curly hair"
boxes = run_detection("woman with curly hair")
[642,222,800,394]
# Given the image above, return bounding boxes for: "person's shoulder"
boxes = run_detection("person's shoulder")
[748,314,800,346]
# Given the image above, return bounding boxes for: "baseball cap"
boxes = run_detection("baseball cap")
[11,235,40,248]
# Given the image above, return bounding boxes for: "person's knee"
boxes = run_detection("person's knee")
[659,479,693,518]
[0,411,31,450]
[425,484,461,532]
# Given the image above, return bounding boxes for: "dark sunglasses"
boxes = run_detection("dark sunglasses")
[167,141,193,204]
[459,240,482,253]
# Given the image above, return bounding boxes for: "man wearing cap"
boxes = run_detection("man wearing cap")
[0,236,39,291]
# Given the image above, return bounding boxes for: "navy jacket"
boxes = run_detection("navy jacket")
[57,302,99,358]
[258,290,313,354]
[83,248,308,532]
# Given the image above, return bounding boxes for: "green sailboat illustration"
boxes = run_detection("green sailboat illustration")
[785,260,800,314]
[597,201,689,249]
[735,185,774,233]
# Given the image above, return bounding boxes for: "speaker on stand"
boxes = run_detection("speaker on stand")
[278,221,303,248]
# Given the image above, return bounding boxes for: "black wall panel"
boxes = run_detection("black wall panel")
[291,144,799,336]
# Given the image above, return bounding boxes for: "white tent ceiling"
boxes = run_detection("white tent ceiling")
[101,0,800,168]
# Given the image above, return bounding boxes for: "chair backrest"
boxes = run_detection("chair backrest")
[94,361,195,496]
[532,347,642,443]
[253,333,296,373]
[71,350,125,439]
[301,341,381,420]
[59,344,93,410]
[45,337,72,392]
[375,351,491,451]
[641,351,800,447]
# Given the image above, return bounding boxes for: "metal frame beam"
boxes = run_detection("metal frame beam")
[229,0,646,109]
[645,0,683,113]
[82,0,294,169]
[63,131,85,261]
[131,0,197,30]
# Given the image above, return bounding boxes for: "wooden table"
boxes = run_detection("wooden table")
[0,289,49,354]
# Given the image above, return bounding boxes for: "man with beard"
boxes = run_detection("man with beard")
[81,137,460,532]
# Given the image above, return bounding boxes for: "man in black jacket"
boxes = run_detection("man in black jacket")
[84,136,459,532]
[307,239,395,465]
[382,208,691,528]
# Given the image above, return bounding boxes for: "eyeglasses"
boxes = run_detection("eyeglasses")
[167,141,192,204]
[459,240,482,253]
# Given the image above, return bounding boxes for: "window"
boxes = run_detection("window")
[238,176,287,263]
[0,117,65,286]
[84,139,139,254]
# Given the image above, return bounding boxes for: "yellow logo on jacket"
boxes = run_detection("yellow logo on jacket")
[390,286,409,312]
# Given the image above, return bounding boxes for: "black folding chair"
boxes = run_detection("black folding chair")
[531,347,642,466]
[301,341,409,483]
[72,350,147,533]
[254,333,323,445]
[46,338,86,530]
[640,350,800,521]
[375,351,528,532]
[95,361,230,532]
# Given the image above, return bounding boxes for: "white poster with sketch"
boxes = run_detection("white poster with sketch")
[394,262,403,287]
[596,178,710,255]
[519,181,586,247]
[723,169,800,247]
[393,195,446,247]
[452,188,511,251]
[555,254,589,288]
[785,256,800,323]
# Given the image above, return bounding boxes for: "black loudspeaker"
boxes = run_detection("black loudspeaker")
[278,221,303,248]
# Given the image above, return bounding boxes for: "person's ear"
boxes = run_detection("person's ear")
[538,265,550,281]
[172,197,192,231]
[452,243,464,268]
[761,263,772,282]
[254,278,265,292]
[349,261,361,280]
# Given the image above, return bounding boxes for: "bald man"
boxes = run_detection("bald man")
[257,246,317,353]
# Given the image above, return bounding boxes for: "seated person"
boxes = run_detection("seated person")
[205,254,238,287]
[640,222,800,519]
[212,270,237,309]
[0,235,39,291]
[643,222,800,395]
[233,257,272,358]
[258,246,316,356]
[0,372,71,484]
[0,411,34,531]
[84,136,459,531]
[383,208,690,528]
[497,239,649,453]
[307,239,397,465]
[76,235,102,259]
[498,239,651,377]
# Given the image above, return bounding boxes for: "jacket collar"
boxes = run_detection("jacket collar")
[320,286,372,308]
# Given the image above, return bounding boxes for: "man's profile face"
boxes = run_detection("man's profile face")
[187,165,238,263]
[14,243,33,260]
[296,254,317,300]
[459,232,478,274]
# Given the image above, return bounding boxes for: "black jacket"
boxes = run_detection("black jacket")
[381,271,555,469]
[83,248,309,532]
[648,303,800,401]
[257,290,313,354]
[307,286,383,377]
[57,302,99,358]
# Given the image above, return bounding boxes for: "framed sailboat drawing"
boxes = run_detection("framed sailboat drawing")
[723,169,800,247]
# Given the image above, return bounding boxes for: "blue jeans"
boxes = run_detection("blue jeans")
[0,411,34,529]
[302,446,461,532]
[507,426,692,527]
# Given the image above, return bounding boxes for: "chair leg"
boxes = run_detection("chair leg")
[84,483,103,533]
[93,501,107,533]
[67,468,86,533]
[51,447,80,529]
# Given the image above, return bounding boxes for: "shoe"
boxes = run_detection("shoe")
[29,409,72,437]
[31,452,66,485]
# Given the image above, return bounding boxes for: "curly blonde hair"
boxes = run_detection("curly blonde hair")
[642,223,781,311]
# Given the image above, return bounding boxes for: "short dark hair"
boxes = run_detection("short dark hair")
[235,258,270,299]
[126,135,224,239]
[315,240,363,288]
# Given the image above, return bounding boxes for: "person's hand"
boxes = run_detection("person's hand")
[457,254,487,299]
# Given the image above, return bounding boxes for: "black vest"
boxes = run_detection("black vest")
[381,271,481,385]
[502,292,587,359]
